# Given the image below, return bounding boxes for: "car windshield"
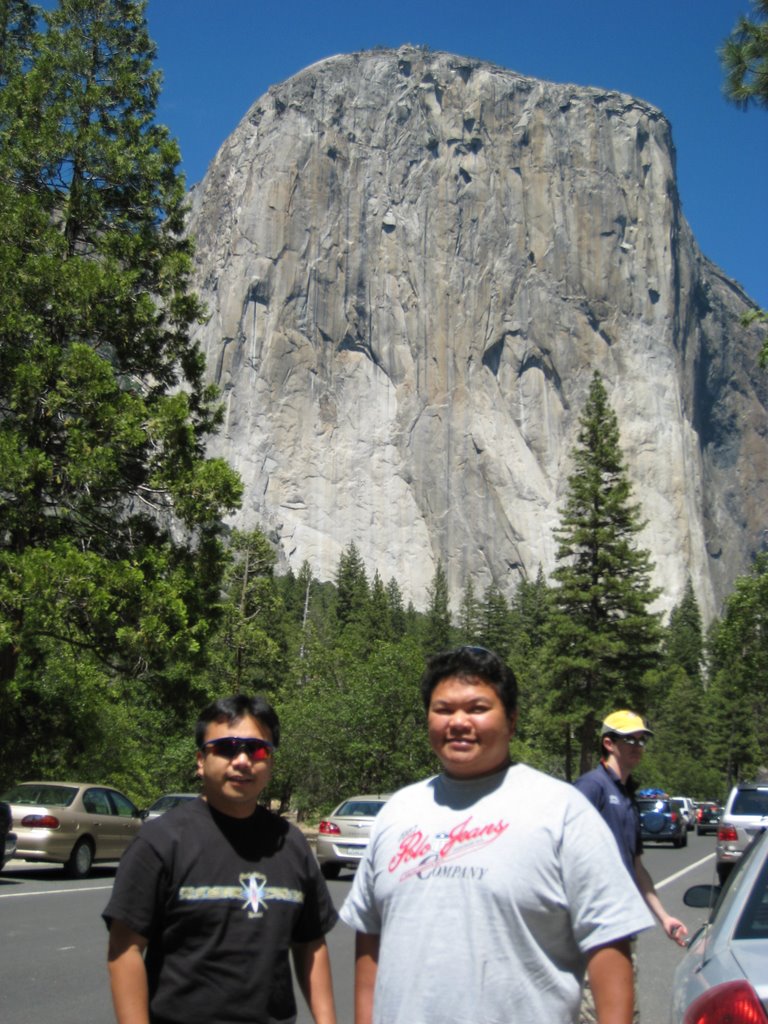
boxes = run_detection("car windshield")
[732,790,768,816]
[150,795,194,812]
[0,784,78,807]
[335,800,385,817]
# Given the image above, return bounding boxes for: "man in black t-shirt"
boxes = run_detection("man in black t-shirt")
[104,694,338,1024]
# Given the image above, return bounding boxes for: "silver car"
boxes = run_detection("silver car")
[140,792,198,822]
[671,827,768,1023]
[316,794,391,879]
[1,800,17,870]
[716,782,768,884]
[1,780,142,878]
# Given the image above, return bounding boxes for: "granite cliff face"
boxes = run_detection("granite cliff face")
[187,46,767,621]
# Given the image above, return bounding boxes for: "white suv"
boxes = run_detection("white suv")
[716,781,768,884]
[671,796,695,831]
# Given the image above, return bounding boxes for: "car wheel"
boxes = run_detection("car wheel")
[320,862,341,880]
[696,826,703,836]
[716,863,733,886]
[681,830,688,847]
[65,838,94,879]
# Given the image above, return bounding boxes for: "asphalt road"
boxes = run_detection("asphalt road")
[0,831,718,1024]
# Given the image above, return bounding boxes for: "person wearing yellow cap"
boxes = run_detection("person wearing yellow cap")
[574,710,688,1023]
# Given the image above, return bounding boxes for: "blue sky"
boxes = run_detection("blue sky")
[145,0,766,309]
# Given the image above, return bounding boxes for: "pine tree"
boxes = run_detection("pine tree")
[663,579,704,681]
[385,577,407,639]
[0,0,241,772]
[720,0,768,365]
[204,530,287,696]
[457,578,483,644]
[508,567,552,669]
[721,0,768,110]
[547,373,662,777]
[367,570,393,643]
[334,542,370,629]
[705,554,768,785]
[479,582,511,657]
[422,560,453,654]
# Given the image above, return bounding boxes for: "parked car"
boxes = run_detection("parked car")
[672,796,696,831]
[717,781,768,885]
[1,799,17,870]
[316,794,391,879]
[140,792,198,822]
[636,789,687,847]
[671,799,695,835]
[696,801,723,837]
[1,781,142,878]
[671,826,768,1023]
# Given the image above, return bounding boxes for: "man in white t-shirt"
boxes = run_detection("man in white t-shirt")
[340,646,653,1024]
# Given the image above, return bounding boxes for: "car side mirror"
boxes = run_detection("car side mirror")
[683,884,720,908]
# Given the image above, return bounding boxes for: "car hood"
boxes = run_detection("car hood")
[731,940,768,1000]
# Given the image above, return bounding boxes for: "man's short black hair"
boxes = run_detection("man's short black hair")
[195,694,281,749]
[419,646,518,716]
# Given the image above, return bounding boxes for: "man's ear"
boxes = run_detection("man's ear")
[196,751,204,778]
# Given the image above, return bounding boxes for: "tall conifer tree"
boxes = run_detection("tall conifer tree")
[480,582,511,657]
[547,373,661,777]
[334,542,370,629]
[384,577,407,639]
[0,0,241,773]
[706,554,768,785]
[457,578,483,645]
[422,560,452,654]
[663,579,704,681]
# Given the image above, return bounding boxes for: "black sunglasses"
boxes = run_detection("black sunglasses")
[616,735,649,748]
[201,737,274,761]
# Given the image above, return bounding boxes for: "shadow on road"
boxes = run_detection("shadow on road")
[0,861,118,885]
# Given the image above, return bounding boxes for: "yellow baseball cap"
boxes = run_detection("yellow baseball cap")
[600,710,654,737]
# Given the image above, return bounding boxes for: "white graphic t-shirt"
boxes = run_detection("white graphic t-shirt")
[341,763,653,1024]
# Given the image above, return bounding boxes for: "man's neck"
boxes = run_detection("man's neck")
[202,793,261,819]
[603,754,630,785]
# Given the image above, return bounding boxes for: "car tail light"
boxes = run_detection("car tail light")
[670,811,678,822]
[697,808,704,821]
[718,825,739,842]
[318,821,341,835]
[682,979,768,1023]
[20,814,60,829]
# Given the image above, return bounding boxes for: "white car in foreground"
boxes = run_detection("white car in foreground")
[671,827,768,1023]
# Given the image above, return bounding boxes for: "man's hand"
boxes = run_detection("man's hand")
[664,917,689,946]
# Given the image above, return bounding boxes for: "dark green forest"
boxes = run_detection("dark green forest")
[1,0,766,818]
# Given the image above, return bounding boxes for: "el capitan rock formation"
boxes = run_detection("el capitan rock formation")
[186,46,767,620]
